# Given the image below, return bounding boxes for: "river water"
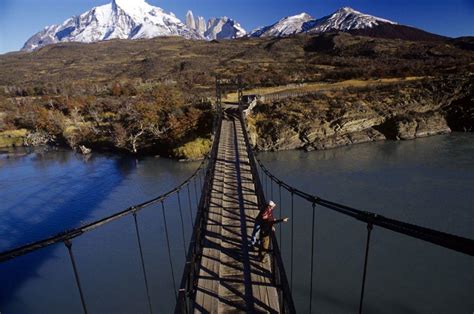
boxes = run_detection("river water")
[0,134,473,313]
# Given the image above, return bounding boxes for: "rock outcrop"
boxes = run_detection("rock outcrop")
[247,75,472,152]
[375,112,450,140]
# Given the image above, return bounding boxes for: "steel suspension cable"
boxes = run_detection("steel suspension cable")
[161,200,177,301]
[265,173,269,197]
[359,223,374,314]
[271,177,274,201]
[177,190,187,256]
[198,171,203,190]
[309,203,317,314]
[193,177,199,206]
[133,212,153,314]
[253,156,474,256]
[279,185,282,247]
[186,183,194,226]
[64,239,88,314]
[0,157,208,263]
[290,191,294,292]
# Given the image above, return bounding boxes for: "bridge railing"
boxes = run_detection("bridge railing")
[0,108,224,313]
[175,104,223,313]
[238,103,297,313]
[239,102,474,313]
[1,158,209,313]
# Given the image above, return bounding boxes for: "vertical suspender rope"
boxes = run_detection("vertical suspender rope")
[198,171,203,191]
[359,222,374,314]
[290,191,294,292]
[265,173,269,197]
[133,212,153,314]
[193,177,199,206]
[270,177,274,201]
[64,239,88,314]
[279,185,283,247]
[309,203,316,314]
[161,200,178,301]
[187,183,194,226]
[177,190,187,256]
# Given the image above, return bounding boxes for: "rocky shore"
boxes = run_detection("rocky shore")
[246,75,473,152]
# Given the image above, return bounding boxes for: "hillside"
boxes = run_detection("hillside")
[0,33,473,157]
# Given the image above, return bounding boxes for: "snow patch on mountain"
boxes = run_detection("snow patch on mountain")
[304,7,397,33]
[250,13,313,37]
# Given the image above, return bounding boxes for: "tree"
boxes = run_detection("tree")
[114,101,168,153]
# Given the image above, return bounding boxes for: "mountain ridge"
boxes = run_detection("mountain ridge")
[22,2,448,51]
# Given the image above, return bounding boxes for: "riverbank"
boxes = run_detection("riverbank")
[246,75,473,152]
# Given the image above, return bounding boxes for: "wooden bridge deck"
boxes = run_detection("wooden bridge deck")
[194,109,280,313]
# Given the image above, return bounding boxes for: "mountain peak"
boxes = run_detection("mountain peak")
[338,6,357,13]
[205,17,246,40]
[250,12,313,37]
[112,0,149,12]
[22,0,201,51]
[303,6,396,34]
[288,12,312,19]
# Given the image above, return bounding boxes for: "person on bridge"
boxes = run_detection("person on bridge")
[257,200,288,262]
[251,200,276,249]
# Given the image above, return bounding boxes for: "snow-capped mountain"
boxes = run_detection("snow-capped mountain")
[250,7,396,38]
[303,7,396,33]
[250,13,313,38]
[196,16,207,36]
[22,0,200,51]
[205,17,246,40]
[185,10,246,40]
[186,10,196,30]
[22,3,440,52]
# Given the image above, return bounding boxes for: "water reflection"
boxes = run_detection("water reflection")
[0,147,199,313]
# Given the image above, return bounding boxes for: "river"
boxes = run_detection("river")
[0,133,473,313]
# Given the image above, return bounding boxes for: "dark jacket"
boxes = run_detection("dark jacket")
[260,217,285,237]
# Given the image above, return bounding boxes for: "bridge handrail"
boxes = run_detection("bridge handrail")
[254,157,474,256]
[238,104,296,313]
[0,156,209,263]
[175,105,223,313]
[238,92,473,314]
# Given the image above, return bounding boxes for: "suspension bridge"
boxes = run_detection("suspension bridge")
[1,78,473,313]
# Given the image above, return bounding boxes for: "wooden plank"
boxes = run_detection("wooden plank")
[194,111,280,313]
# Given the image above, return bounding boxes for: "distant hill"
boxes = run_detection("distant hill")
[348,22,447,42]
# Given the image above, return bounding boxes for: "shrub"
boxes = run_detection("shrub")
[172,138,211,160]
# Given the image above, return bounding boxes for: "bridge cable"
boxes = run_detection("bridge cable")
[309,202,317,314]
[279,185,283,247]
[187,183,194,226]
[161,200,178,301]
[177,190,187,256]
[133,212,154,314]
[64,239,88,314]
[198,171,203,191]
[265,173,269,197]
[290,191,294,292]
[359,222,374,314]
[193,177,199,206]
[271,177,274,201]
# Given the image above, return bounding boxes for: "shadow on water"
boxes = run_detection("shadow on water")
[0,148,137,307]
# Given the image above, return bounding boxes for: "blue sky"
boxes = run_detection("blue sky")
[0,0,473,54]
